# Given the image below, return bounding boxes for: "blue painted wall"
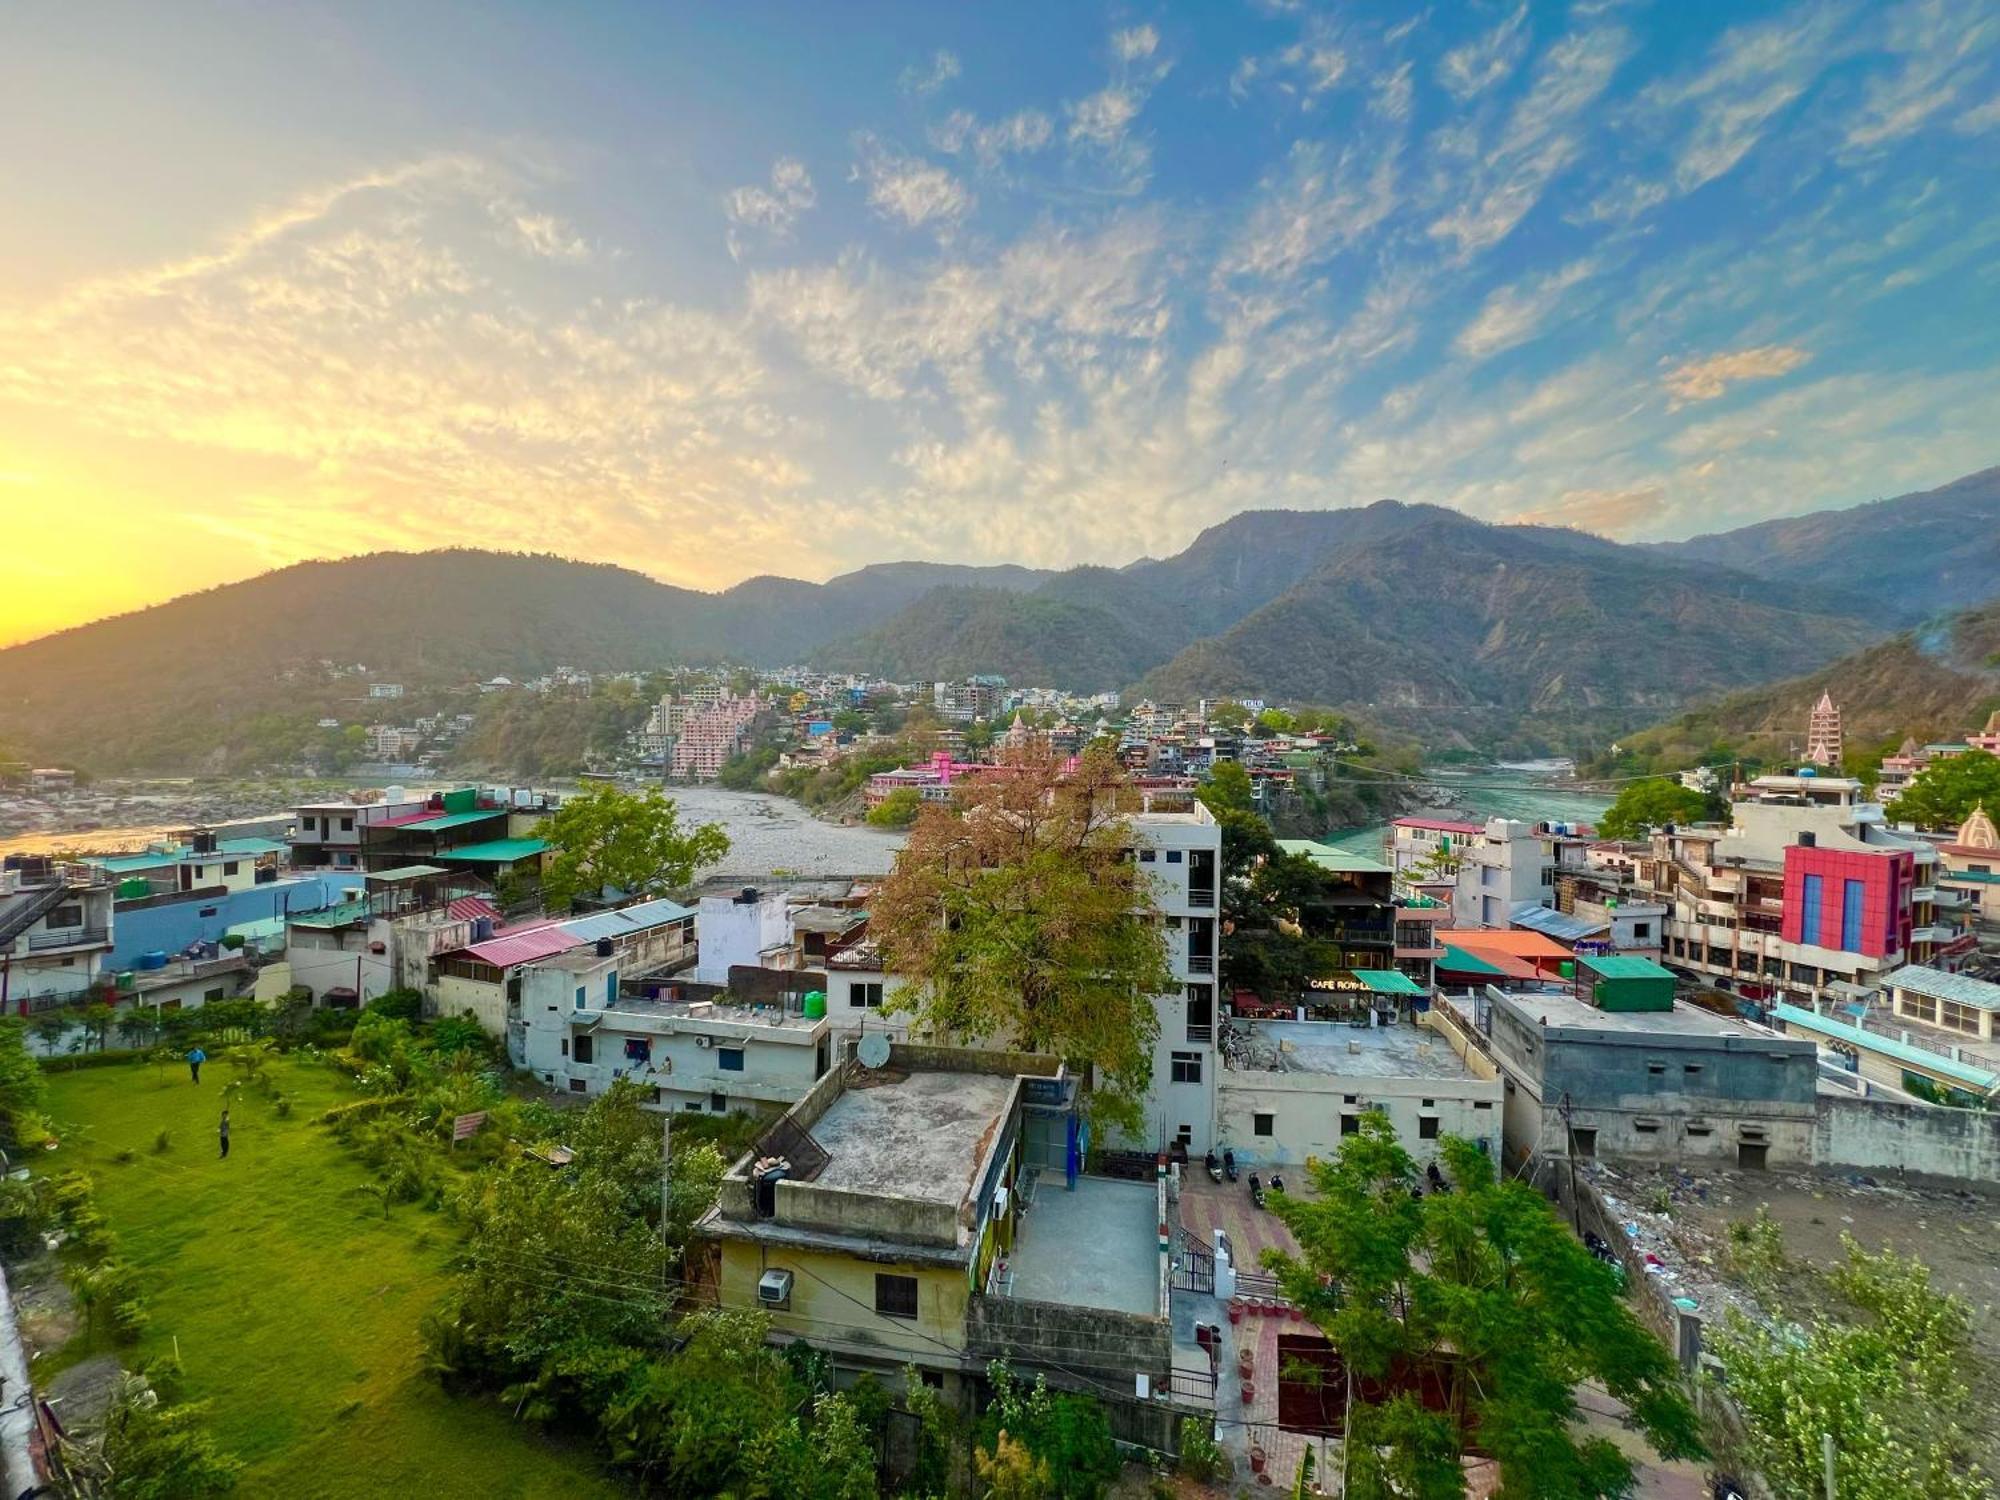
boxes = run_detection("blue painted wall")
[110,875,359,966]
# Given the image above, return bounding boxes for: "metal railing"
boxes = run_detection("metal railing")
[1186,885,1215,909]
[28,926,110,951]
[1185,1023,1214,1044]
[1187,954,1214,976]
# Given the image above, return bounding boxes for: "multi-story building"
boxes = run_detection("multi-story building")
[668,693,760,781]
[0,858,116,1011]
[1937,803,1999,931]
[1805,691,1843,767]
[289,788,430,870]
[1388,816,1483,876]
[1449,818,1591,929]
[1131,800,1222,1154]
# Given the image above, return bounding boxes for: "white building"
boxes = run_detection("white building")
[1127,798,1223,1155]
[694,888,794,985]
[290,788,429,871]
[0,860,116,1010]
[1450,818,1590,929]
[516,945,831,1114]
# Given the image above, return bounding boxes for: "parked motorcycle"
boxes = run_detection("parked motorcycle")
[1222,1149,1239,1183]
[1267,1173,1285,1200]
[1204,1150,1223,1184]
[1247,1172,1265,1209]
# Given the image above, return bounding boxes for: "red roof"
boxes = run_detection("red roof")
[1394,816,1483,835]
[461,924,578,969]
[447,894,499,922]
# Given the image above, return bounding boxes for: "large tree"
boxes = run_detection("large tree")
[1197,760,1278,887]
[1267,1116,1703,1499]
[1893,749,2000,832]
[535,783,729,910]
[1597,776,1718,841]
[872,742,1172,1131]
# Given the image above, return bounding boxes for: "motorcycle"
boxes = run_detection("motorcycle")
[1222,1149,1239,1183]
[1247,1172,1265,1210]
[1267,1173,1285,1201]
[1204,1150,1223,1184]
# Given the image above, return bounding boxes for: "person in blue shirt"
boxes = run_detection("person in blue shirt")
[187,1046,206,1084]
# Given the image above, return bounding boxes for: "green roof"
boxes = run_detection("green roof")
[1437,944,1509,977]
[1773,1004,1998,1092]
[368,864,451,882]
[92,836,286,874]
[403,809,506,832]
[224,916,287,942]
[432,838,549,865]
[1351,969,1425,996]
[287,899,373,929]
[1579,954,1676,982]
[1276,838,1391,875]
[1947,870,2000,885]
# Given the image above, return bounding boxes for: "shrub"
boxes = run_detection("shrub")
[365,988,425,1024]
[1178,1415,1227,1482]
[113,1148,138,1165]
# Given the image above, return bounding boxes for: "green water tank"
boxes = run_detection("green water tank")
[117,878,151,900]
[1559,960,1575,979]
[802,989,827,1019]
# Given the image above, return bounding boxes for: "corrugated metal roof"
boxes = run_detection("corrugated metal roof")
[1351,969,1425,995]
[1774,1003,1998,1091]
[1883,964,2000,1012]
[1436,944,1512,978]
[402,810,507,832]
[559,897,695,943]
[431,838,549,863]
[369,864,450,882]
[1508,902,1607,943]
[1434,928,1572,960]
[287,899,373,929]
[462,924,579,969]
[1579,954,1675,982]
[1276,838,1392,874]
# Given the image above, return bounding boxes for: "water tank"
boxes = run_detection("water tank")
[736,886,760,905]
[138,950,169,970]
[384,786,406,805]
[802,989,827,1019]
[1798,831,1817,847]
[191,830,218,854]
[470,916,495,942]
[595,937,615,958]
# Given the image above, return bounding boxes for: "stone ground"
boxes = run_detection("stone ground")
[1595,1159,2000,1478]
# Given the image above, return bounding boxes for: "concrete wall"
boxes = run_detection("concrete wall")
[774,1180,962,1247]
[1216,1065,1500,1168]
[967,1294,1171,1382]
[1814,1097,2000,1181]
[436,971,506,1036]
[286,927,392,1004]
[112,874,356,967]
[717,1240,971,1361]
[696,893,790,984]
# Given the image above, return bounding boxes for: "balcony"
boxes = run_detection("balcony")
[1185,1023,1214,1044]
[27,926,111,953]
[1186,884,1215,910]
[1186,953,1214,976]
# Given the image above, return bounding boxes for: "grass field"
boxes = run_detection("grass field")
[39,1055,625,1500]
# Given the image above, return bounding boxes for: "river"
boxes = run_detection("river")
[1317,764,1612,862]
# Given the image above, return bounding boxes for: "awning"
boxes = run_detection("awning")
[1351,969,1425,996]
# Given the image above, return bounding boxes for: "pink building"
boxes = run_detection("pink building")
[1780,839,1914,959]
[668,694,760,782]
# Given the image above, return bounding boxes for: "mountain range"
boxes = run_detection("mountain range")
[0,466,1993,772]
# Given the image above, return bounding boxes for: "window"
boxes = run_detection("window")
[1634,1119,1660,1134]
[574,986,586,1010]
[1647,1061,1666,1076]
[223,861,240,877]
[1632,922,1651,939]
[683,1101,702,1112]
[1165,915,1181,930]
[1176,1124,1193,1147]
[573,1036,593,1064]
[1419,1116,1439,1140]
[605,972,619,1007]
[48,903,82,930]
[851,982,884,1009]
[204,986,225,1002]
[1340,1115,1360,1136]
[1170,1051,1202,1084]
[1342,1094,1357,1105]
[874,1274,919,1318]
[301,816,317,834]
[198,906,217,918]
[1473,1101,1492,1111]
[1570,1127,1597,1158]
[339,816,354,832]
[1166,849,1183,864]
[1252,1112,1274,1137]
[568,1079,587,1093]
[561,1038,569,1057]
[710,1092,727,1112]
[1138,850,1156,863]
[718,1047,746,1072]
[1685,1124,1712,1138]
[1683,1063,1703,1076]
[1421,1098,1435,1108]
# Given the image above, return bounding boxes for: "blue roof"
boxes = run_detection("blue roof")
[1773,1004,1998,1092]
[560,897,695,944]
[1508,902,1606,943]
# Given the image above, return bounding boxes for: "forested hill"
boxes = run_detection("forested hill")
[1588,599,2000,777]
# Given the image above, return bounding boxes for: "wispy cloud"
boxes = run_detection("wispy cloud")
[723,157,816,259]
[1112,25,1159,62]
[1506,484,1663,536]
[930,108,1054,168]
[852,136,972,232]
[1845,0,1999,153]
[1663,345,1812,404]
[1438,4,1529,102]
[1453,258,1599,359]
[899,49,960,97]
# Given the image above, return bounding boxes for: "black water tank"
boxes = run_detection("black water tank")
[595,937,615,958]
[736,886,759,904]
[1798,831,1817,847]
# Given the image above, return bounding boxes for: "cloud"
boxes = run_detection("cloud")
[1662,345,1811,403]
[1069,87,1140,147]
[1370,62,1414,121]
[1112,25,1159,62]
[1506,484,1664,536]
[1453,258,1598,359]
[930,108,1054,168]
[724,157,816,258]
[852,137,972,231]
[504,210,592,262]
[899,50,960,97]
[1428,26,1629,256]
[1438,4,1529,102]
[1845,0,1999,153]
[1216,141,1400,292]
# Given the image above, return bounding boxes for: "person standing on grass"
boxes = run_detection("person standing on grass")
[218,1108,230,1160]
[188,1045,206,1084]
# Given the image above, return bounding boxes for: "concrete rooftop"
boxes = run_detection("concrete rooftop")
[810,1069,1014,1206]
[1228,1019,1476,1080]
[1004,1175,1160,1317]
[1496,989,1780,1039]
[600,995,820,1031]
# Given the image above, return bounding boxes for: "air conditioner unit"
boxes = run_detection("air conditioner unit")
[757,1269,793,1308]
[695,1034,714,1049]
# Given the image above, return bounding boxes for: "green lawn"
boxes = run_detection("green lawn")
[41,1056,624,1500]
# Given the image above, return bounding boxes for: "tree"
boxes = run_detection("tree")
[0,1018,49,1152]
[1711,1236,1987,1500]
[1893,749,2000,832]
[536,783,729,910]
[976,1362,1121,1500]
[1267,1117,1702,1498]
[872,743,1172,1132]
[1199,761,1278,888]
[1206,700,1252,730]
[865,787,923,828]
[1597,776,1716,841]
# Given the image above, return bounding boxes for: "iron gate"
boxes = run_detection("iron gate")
[1171,1227,1215,1293]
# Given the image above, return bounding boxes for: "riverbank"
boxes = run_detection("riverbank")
[1317,764,1612,861]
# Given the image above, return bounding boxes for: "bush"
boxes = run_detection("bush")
[1178,1416,1227,1482]
[365,989,424,1024]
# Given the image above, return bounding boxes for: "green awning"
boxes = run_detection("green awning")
[431,838,549,864]
[1351,969,1425,996]
[401,809,506,832]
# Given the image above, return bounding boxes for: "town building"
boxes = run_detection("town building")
[1131,801,1223,1154]
[1449,818,1591,929]
[289,788,431,869]
[1387,816,1483,877]
[1936,804,2000,932]
[0,858,116,1011]
[284,866,490,1007]
[1471,978,1819,1169]
[433,897,697,1036]
[668,693,761,782]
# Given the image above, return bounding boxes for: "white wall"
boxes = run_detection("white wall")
[1216,1066,1501,1168]
[696,893,791,985]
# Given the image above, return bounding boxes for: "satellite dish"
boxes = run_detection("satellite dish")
[857,1032,891,1070]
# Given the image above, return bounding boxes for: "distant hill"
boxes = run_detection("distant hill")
[1647,467,2000,621]
[4,465,1995,773]
[1586,599,2000,777]
[1133,507,1884,752]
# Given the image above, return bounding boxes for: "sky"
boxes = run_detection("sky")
[2,0,1997,646]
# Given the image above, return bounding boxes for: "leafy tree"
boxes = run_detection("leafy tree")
[364,987,424,1023]
[976,1362,1121,1500]
[97,1374,242,1499]
[1267,1116,1702,1498]
[1199,761,1279,889]
[0,1017,49,1151]
[747,1391,880,1500]
[536,783,729,910]
[1894,749,2000,832]
[872,743,1171,1132]
[866,786,924,828]
[1711,1236,1988,1500]
[1597,776,1717,841]
[1206,700,1252,730]
[1254,707,1297,735]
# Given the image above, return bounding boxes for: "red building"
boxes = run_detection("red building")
[1780,837,1913,958]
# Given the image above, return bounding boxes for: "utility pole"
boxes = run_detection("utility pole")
[659,1112,673,1273]
[1822,1431,1837,1500]
[1558,1091,1581,1232]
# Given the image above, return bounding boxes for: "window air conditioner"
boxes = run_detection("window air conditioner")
[757,1269,793,1308]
